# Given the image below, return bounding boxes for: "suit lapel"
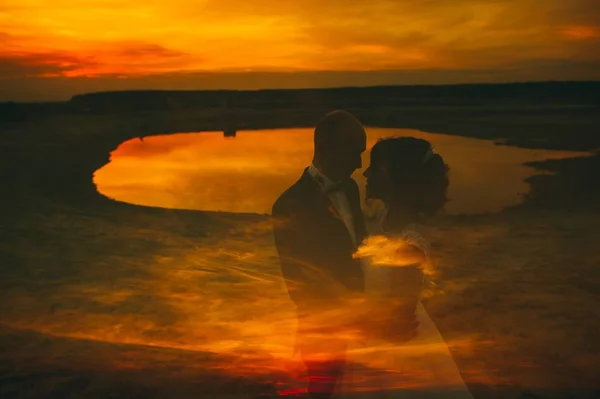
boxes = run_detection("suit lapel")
[299,169,366,248]
[342,181,367,246]
[298,169,353,237]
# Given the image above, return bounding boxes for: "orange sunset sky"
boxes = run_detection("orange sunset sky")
[1,0,599,101]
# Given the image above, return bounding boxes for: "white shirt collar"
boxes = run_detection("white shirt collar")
[308,163,338,192]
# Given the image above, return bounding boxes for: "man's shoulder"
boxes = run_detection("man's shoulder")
[272,180,306,216]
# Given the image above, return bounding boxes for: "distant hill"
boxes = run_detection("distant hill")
[67,81,600,112]
[2,81,599,120]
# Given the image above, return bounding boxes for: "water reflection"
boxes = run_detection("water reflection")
[94,128,588,214]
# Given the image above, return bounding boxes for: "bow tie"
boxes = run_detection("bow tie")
[315,174,351,194]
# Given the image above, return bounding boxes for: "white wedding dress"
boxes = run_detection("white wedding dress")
[331,217,475,398]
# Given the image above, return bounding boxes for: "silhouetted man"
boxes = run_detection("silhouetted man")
[272,110,368,398]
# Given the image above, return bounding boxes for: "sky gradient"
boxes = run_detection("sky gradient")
[1,0,599,101]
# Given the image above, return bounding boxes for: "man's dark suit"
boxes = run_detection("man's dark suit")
[272,168,367,398]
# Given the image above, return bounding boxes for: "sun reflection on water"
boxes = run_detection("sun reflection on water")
[94,127,590,215]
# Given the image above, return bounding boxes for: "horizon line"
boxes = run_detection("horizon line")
[3,79,599,105]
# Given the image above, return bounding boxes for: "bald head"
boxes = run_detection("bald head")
[314,110,366,152]
[312,110,367,181]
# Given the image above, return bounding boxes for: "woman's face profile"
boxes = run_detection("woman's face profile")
[364,155,394,201]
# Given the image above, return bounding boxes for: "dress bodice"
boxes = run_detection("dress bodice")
[361,201,432,299]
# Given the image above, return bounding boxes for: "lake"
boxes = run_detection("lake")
[94,128,589,214]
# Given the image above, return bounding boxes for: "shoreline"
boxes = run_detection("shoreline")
[4,101,599,209]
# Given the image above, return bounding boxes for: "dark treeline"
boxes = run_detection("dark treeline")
[2,81,599,119]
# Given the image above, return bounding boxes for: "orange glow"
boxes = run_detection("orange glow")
[3,186,594,394]
[562,25,600,40]
[93,128,591,215]
[2,0,599,81]
[354,235,433,272]
[0,213,495,394]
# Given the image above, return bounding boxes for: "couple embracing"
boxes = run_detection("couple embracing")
[272,111,474,399]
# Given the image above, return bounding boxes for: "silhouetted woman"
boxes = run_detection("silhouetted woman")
[334,137,473,398]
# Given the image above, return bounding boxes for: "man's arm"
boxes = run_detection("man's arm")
[272,198,370,338]
[272,199,349,310]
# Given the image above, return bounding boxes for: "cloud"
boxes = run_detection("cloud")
[1,0,600,100]
[561,25,600,40]
[0,40,197,78]
[0,52,98,78]
[167,0,600,73]
[113,42,189,59]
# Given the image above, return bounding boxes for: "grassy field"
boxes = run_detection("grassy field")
[1,87,600,398]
